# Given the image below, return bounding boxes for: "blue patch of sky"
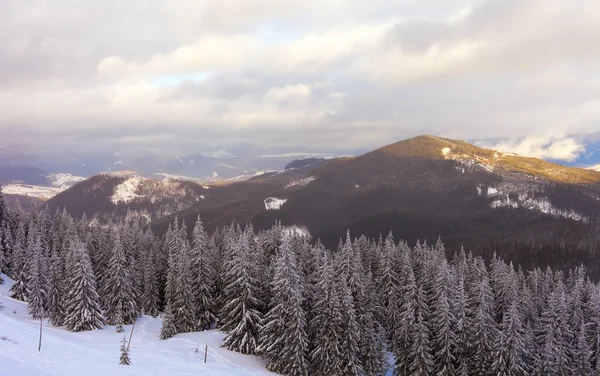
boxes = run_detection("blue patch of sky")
[150,73,210,87]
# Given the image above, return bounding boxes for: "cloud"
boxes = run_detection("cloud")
[1,0,600,160]
[478,134,586,162]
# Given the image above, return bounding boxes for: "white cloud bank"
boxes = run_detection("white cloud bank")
[1,0,600,158]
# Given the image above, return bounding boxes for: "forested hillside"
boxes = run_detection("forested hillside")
[2,185,600,375]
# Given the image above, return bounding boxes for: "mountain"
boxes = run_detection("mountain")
[41,135,600,275]
[45,158,329,223]
[152,135,600,276]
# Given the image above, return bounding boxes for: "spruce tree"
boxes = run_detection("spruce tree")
[309,255,343,376]
[27,234,47,320]
[190,216,216,330]
[220,231,263,355]
[258,235,309,376]
[339,278,363,376]
[120,337,131,365]
[141,231,159,317]
[431,259,457,376]
[104,229,138,325]
[160,304,178,340]
[64,238,103,332]
[9,221,28,301]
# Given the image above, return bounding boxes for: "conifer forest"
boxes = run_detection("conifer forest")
[1,187,600,376]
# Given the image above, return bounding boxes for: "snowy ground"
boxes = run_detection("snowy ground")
[0,275,275,376]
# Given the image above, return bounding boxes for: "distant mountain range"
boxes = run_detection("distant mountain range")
[3,135,600,276]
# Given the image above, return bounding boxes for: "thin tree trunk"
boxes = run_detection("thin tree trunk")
[38,318,43,352]
[127,320,136,350]
[204,345,208,363]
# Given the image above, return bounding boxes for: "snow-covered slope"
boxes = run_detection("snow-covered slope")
[0,275,274,376]
[2,184,63,200]
[264,197,287,210]
[2,173,86,201]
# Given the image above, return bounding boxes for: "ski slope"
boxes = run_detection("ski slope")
[0,275,275,376]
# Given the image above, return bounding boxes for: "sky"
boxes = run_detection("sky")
[1,0,600,163]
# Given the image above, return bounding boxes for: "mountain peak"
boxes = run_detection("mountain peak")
[372,134,495,160]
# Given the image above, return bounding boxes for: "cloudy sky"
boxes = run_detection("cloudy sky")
[2,0,600,161]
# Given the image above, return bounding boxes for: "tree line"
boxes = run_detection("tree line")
[1,186,600,375]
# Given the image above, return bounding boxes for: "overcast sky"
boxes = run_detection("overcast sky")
[1,0,600,161]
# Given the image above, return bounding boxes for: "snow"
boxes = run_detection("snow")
[111,176,145,204]
[46,173,86,190]
[441,147,451,156]
[0,275,275,376]
[282,225,311,239]
[114,160,124,165]
[487,187,498,195]
[264,197,287,210]
[2,184,62,200]
[154,173,202,183]
[285,176,317,189]
[490,194,585,221]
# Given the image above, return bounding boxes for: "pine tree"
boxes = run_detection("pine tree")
[115,302,125,333]
[141,231,159,317]
[309,255,344,376]
[535,278,573,375]
[470,268,497,376]
[27,234,47,320]
[120,337,131,365]
[170,221,196,333]
[9,221,28,301]
[258,235,309,376]
[393,251,416,376]
[160,304,178,340]
[64,238,103,332]
[339,278,363,376]
[409,283,433,376]
[220,231,263,355]
[190,216,216,330]
[431,259,457,376]
[493,283,528,376]
[358,270,387,376]
[104,228,138,325]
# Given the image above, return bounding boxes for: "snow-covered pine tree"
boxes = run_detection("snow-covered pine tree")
[27,234,47,320]
[309,254,343,376]
[190,216,216,330]
[9,220,28,301]
[469,261,497,376]
[392,249,416,376]
[220,230,263,355]
[358,270,387,376]
[431,258,457,376]
[120,337,131,365]
[47,239,66,326]
[115,302,125,333]
[1,221,13,275]
[409,283,433,376]
[492,278,528,376]
[104,228,138,325]
[338,277,363,376]
[160,304,178,340]
[170,220,196,333]
[164,220,179,308]
[534,276,573,375]
[258,234,309,376]
[63,237,103,332]
[141,230,159,317]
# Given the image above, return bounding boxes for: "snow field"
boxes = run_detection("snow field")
[0,275,275,376]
